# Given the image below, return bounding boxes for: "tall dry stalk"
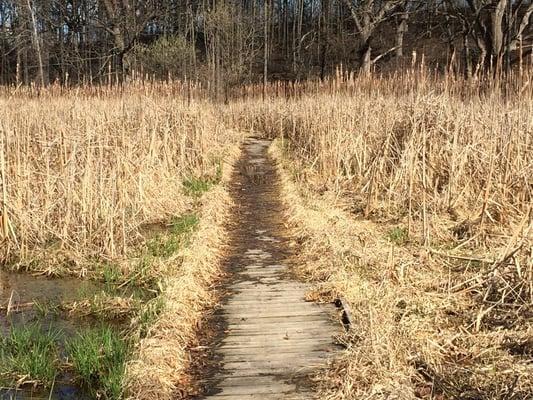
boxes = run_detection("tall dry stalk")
[230,69,532,243]
[0,85,240,269]
[0,131,9,240]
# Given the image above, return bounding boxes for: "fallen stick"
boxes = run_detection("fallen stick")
[429,249,494,264]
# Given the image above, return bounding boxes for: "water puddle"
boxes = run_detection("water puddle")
[0,383,90,400]
[0,271,106,399]
[0,271,101,332]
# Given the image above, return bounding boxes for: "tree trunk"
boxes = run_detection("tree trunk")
[16,47,21,85]
[263,0,269,97]
[319,0,330,79]
[396,11,408,58]
[491,0,508,69]
[463,30,472,78]
[26,0,45,86]
[361,43,372,74]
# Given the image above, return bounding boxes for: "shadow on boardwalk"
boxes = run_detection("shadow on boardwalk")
[195,138,343,400]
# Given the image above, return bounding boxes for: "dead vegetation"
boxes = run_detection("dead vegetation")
[125,145,239,400]
[261,69,532,399]
[0,83,243,399]
[0,84,237,272]
[1,67,532,399]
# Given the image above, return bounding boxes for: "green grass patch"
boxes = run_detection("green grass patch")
[60,211,199,397]
[135,296,166,339]
[96,213,199,289]
[182,161,222,197]
[170,213,199,236]
[146,236,180,258]
[33,300,60,317]
[67,326,128,400]
[0,324,60,387]
[146,213,199,258]
[387,226,409,246]
[182,176,213,197]
[102,262,122,287]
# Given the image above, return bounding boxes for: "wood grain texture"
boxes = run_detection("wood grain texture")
[200,138,342,399]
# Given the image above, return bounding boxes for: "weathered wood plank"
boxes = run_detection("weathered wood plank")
[224,315,334,327]
[206,393,309,399]
[217,343,339,354]
[202,139,341,399]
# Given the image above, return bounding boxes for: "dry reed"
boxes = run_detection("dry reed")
[0,85,238,271]
[1,67,531,398]
[125,145,239,399]
[263,69,532,399]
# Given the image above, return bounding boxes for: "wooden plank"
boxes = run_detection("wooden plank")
[223,325,335,333]
[217,343,339,354]
[223,315,337,325]
[203,138,340,400]
[229,284,308,291]
[221,304,326,313]
[205,393,309,399]
[218,351,330,363]
[220,358,328,371]
[219,332,335,343]
[220,309,326,318]
[204,383,296,396]
[204,367,317,378]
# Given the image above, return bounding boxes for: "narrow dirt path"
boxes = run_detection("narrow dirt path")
[199,138,342,399]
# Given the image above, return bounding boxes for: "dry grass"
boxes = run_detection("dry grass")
[125,144,239,400]
[0,83,244,398]
[272,139,533,398]
[0,84,236,272]
[235,70,532,241]
[1,68,532,399]
[262,69,533,399]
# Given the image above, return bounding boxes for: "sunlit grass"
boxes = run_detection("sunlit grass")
[0,324,60,388]
[67,326,129,400]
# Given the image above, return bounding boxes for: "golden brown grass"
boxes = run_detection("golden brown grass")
[0,83,244,399]
[0,85,237,272]
[261,69,532,399]
[234,69,532,241]
[1,68,531,399]
[125,145,239,399]
[272,138,533,398]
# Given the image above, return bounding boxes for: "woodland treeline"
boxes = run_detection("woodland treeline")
[0,0,532,86]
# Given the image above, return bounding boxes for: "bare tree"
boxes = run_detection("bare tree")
[445,0,533,71]
[395,4,409,58]
[98,0,159,79]
[342,0,408,72]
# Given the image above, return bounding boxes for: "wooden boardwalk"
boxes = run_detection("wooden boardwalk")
[200,138,342,399]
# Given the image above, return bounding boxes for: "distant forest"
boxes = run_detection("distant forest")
[0,0,532,86]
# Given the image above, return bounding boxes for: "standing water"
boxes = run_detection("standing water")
[0,270,100,400]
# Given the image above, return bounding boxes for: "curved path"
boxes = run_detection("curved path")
[200,138,342,399]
